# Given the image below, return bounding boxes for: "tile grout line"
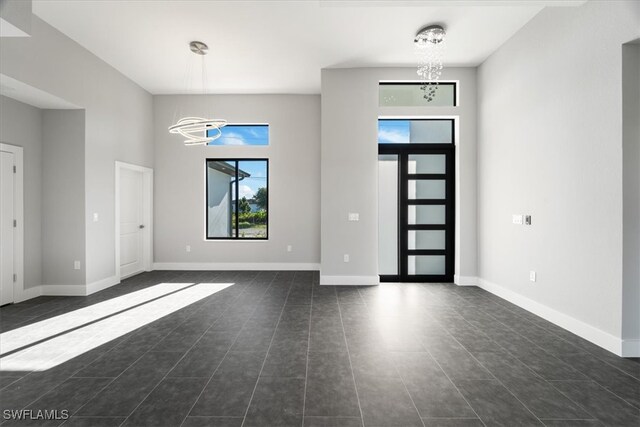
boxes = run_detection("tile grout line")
[355,285,426,427]
[300,272,314,427]
[475,289,640,382]
[178,272,276,427]
[13,270,197,424]
[95,272,246,425]
[429,300,598,420]
[335,289,366,427]
[95,272,252,427]
[461,307,632,417]
[120,272,260,427]
[239,274,296,427]
[444,285,638,419]
[414,306,488,426]
[428,311,547,426]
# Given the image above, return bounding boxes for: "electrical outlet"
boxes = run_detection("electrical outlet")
[529,271,537,282]
[343,254,350,263]
[512,214,523,225]
[287,245,292,252]
[74,261,81,270]
[186,245,191,253]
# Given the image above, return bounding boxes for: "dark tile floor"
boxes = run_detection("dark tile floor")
[0,270,639,426]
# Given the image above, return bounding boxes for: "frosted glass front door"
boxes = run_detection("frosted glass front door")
[378,155,398,275]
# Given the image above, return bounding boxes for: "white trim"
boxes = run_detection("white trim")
[621,339,640,358]
[115,161,154,281]
[15,285,41,302]
[40,284,86,296]
[320,275,380,286]
[454,275,478,286]
[153,262,320,271]
[33,275,119,298]
[86,275,120,295]
[0,143,23,305]
[477,278,625,356]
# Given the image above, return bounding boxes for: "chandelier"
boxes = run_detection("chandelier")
[168,41,227,146]
[414,25,446,102]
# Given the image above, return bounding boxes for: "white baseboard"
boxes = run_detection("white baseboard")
[454,275,478,286]
[86,275,120,295]
[477,278,627,357]
[16,285,42,302]
[40,284,86,296]
[319,275,380,286]
[621,339,640,357]
[153,262,320,271]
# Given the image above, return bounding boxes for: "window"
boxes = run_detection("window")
[206,159,268,240]
[379,82,457,107]
[378,119,454,144]
[207,124,269,146]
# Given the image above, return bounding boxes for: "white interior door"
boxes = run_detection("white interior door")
[119,168,144,279]
[1,151,15,305]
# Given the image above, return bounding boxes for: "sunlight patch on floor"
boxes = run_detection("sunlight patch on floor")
[0,282,197,355]
[0,282,233,372]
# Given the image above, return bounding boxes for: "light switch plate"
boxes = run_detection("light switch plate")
[93,213,99,222]
[530,271,537,282]
[525,215,532,225]
[348,213,359,221]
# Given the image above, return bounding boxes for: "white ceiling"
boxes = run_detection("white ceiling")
[32,0,584,95]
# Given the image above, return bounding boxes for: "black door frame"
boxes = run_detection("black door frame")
[378,140,455,283]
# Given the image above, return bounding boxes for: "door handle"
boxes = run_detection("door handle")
[139,225,145,229]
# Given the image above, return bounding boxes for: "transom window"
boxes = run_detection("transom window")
[378,119,455,145]
[207,124,269,146]
[379,82,457,107]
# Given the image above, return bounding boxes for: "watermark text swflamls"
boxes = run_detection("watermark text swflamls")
[3,409,69,421]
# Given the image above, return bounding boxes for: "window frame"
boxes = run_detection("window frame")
[205,158,269,241]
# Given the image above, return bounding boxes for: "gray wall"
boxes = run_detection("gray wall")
[42,109,86,286]
[0,95,41,289]
[622,42,640,343]
[320,67,477,282]
[0,0,31,36]
[0,16,154,286]
[153,95,320,267]
[477,0,640,339]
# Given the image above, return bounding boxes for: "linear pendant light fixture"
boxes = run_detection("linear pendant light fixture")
[414,24,446,102]
[168,41,227,146]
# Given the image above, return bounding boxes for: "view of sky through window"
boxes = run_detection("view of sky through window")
[237,161,267,200]
[378,120,410,144]
[207,124,269,146]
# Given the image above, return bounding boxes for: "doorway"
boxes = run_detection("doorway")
[115,161,153,280]
[378,119,455,282]
[0,143,23,305]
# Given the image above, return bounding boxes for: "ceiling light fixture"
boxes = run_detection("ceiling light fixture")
[168,41,226,146]
[414,25,446,102]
